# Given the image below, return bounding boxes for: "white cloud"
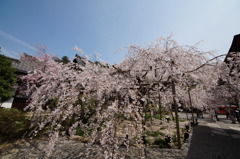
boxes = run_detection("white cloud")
[0,30,37,51]
[0,46,20,59]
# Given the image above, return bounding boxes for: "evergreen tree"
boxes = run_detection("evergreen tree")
[52,57,62,63]
[0,55,17,104]
[61,56,70,64]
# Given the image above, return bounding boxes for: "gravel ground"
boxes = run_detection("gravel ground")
[0,134,192,159]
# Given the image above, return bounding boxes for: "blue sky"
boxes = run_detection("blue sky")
[0,0,239,64]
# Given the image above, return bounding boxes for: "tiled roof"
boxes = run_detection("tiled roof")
[73,54,86,66]
[6,55,40,74]
[224,34,240,63]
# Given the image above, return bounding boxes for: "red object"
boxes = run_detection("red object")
[217,106,238,115]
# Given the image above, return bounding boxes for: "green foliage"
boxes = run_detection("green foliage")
[59,114,78,135]
[75,97,98,124]
[47,97,59,111]
[76,127,85,136]
[128,116,135,121]
[179,118,186,122]
[153,112,170,120]
[61,56,70,64]
[144,138,151,145]
[145,112,152,120]
[0,55,16,103]
[42,97,59,110]
[153,138,165,145]
[153,114,161,120]
[146,131,164,137]
[52,57,62,63]
[143,110,172,121]
[162,110,170,116]
[52,56,70,64]
[0,108,30,141]
[118,114,135,121]
[76,127,93,137]
[58,97,98,136]
[153,138,172,148]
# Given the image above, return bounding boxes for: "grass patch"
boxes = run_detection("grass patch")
[0,108,30,142]
[179,118,186,122]
[146,131,164,137]
[153,114,161,120]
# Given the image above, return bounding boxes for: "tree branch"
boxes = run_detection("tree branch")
[184,54,226,74]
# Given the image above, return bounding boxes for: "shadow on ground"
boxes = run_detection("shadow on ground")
[186,124,240,159]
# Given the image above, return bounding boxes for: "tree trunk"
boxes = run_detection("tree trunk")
[184,102,189,120]
[171,110,175,121]
[188,89,194,123]
[186,111,189,120]
[171,79,181,149]
[147,90,153,124]
[112,118,118,159]
[158,88,162,120]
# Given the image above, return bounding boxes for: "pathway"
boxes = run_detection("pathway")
[186,115,240,159]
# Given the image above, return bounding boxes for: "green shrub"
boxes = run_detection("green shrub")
[144,138,151,145]
[75,127,93,137]
[118,114,136,121]
[153,114,161,120]
[145,112,152,120]
[76,127,84,136]
[48,97,59,111]
[153,138,165,148]
[179,118,186,122]
[153,112,170,120]
[146,131,164,137]
[153,138,172,148]
[0,108,30,141]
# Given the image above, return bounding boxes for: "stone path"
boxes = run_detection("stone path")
[208,122,240,138]
[186,115,240,159]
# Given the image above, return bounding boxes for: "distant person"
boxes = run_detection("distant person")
[226,111,229,119]
[209,108,216,122]
[215,108,219,121]
[199,109,204,119]
[196,109,200,118]
[235,109,240,122]
[238,109,240,123]
[229,109,236,124]
[226,108,230,119]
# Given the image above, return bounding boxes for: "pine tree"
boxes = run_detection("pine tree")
[61,56,70,64]
[0,55,17,104]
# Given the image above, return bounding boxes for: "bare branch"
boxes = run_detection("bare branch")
[184,54,226,74]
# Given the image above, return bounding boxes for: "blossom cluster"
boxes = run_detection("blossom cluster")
[19,37,223,158]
